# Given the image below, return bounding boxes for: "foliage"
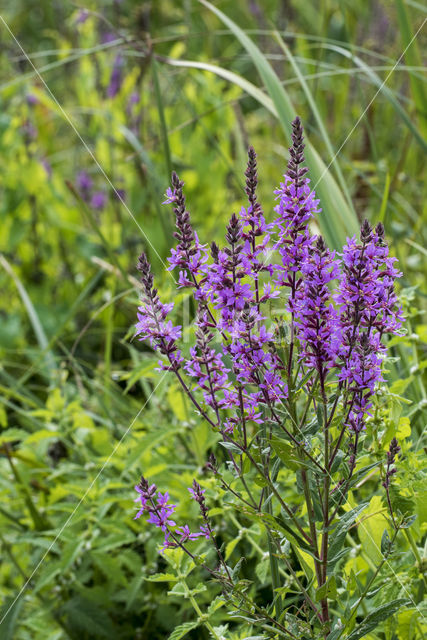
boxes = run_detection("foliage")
[0,1,425,639]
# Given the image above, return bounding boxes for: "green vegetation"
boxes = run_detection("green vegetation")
[0,2,425,639]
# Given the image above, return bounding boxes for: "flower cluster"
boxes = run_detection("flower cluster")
[294,236,340,377]
[336,220,403,431]
[135,253,183,371]
[134,476,210,552]
[184,311,238,418]
[273,117,319,307]
[107,53,124,98]
[76,170,107,211]
[133,116,403,548]
[166,171,209,291]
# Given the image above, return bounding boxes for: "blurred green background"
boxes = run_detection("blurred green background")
[0,1,425,639]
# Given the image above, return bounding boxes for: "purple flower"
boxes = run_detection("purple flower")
[113,188,126,202]
[101,32,117,44]
[107,54,124,98]
[294,236,341,377]
[75,8,90,24]
[184,311,238,416]
[165,173,209,290]
[136,253,183,370]
[273,117,318,309]
[26,93,38,106]
[40,158,52,179]
[91,191,107,211]
[336,221,403,432]
[77,171,93,202]
[147,508,176,532]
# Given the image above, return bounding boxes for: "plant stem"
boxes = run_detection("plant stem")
[335,525,401,640]
[182,579,221,640]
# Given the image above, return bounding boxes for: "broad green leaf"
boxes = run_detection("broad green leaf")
[168,621,199,640]
[357,496,388,565]
[60,596,116,638]
[328,503,368,571]
[145,573,178,582]
[347,599,411,640]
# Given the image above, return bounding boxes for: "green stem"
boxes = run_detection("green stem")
[405,529,427,589]
[181,579,221,640]
[4,443,51,531]
[335,525,401,640]
[262,421,283,620]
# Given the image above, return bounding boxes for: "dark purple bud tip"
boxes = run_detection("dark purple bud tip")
[315,235,327,254]
[360,219,373,244]
[375,222,385,239]
[211,241,219,262]
[137,252,150,274]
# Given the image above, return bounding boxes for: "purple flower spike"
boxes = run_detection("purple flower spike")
[294,236,341,378]
[77,170,93,202]
[136,253,183,370]
[166,172,209,288]
[273,117,318,307]
[107,54,124,98]
[336,220,403,432]
[91,191,107,211]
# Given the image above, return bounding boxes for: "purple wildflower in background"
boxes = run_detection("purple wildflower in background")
[77,171,93,202]
[75,8,90,24]
[40,158,52,179]
[107,54,124,98]
[26,93,39,106]
[91,191,107,211]
[113,188,126,202]
[126,91,142,134]
[21,119,37,141]
[101,32,117,44]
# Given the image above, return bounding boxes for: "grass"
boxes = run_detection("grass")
[0,1,425,638]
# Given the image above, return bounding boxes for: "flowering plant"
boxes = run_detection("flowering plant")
[133,118,411,640]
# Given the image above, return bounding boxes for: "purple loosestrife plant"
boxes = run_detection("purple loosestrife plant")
[132,118,408,640]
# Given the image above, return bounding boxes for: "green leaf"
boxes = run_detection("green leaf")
[346,599,411,640]
[315,575,337,602]
[219,440,242,455]
[0,597,24,640]
[145,573,178,582]
[328,503,368,570]
[169,622,199,640]
[225,536,240,560]
[60,596,116,638]
[358,496,388,564]
[207,595,226,615]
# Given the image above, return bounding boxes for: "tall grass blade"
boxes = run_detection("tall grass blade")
[394,0,427,135]
[324,43,427,153]
[274,31,355,217]
[198,0,358,249]
[0,254,56,377]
